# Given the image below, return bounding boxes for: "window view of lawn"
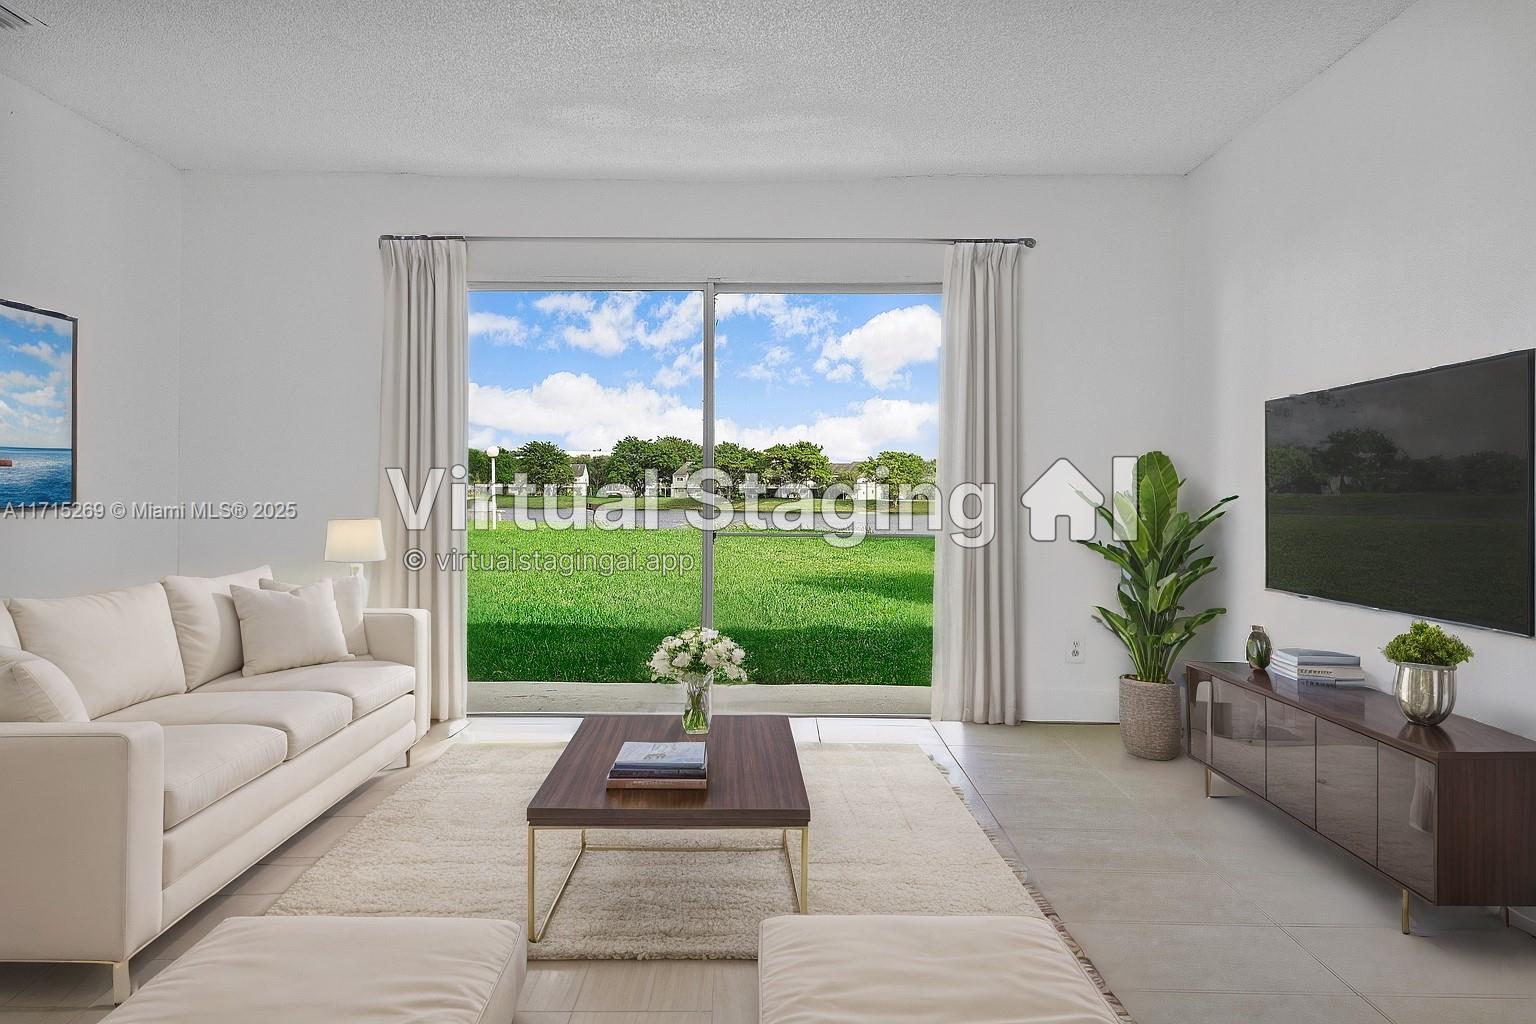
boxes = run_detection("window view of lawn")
[467,525,933,684]
[466,288,942,689]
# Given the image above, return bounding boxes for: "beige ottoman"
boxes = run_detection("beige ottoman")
[758,914,1121,1024]
[104,917,524,1023]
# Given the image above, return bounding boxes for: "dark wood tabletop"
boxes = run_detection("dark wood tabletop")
[526,714,811,828]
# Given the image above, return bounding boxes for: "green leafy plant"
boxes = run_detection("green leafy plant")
[1383,620,1473,667]
[1078,452,1237,683]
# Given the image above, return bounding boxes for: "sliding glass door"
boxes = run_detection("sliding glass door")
[465,283,940,703]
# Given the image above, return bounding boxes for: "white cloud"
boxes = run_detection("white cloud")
[531,291,702,357]
[717,294,837,338]
[0,305,72,337]
[14,386,61,409]
[653,346,703,389]
[532,293,595,317]
[816,304,940,389]
[720,397,937,462]
[741,344,795,383]
[469,373,934,462]
[12,340,71,373]
[0,369,46,390]
[469,372,702,453]
[468,311,538,346]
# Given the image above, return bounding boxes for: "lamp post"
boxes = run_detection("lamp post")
[486,445,501,499]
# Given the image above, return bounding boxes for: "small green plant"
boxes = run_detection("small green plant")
[1383,620,1473,667]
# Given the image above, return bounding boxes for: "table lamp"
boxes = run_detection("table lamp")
[325,517,387,575]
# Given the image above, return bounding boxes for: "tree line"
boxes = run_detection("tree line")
[1268,428,1526,494]
[469,438,936,493]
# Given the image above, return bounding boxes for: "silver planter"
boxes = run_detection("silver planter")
[1393,662,1457,726]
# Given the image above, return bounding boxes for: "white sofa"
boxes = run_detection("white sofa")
[0,570,431,1002]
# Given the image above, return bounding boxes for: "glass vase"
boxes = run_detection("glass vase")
[681,671,713,735]
[1246,625,1272,670]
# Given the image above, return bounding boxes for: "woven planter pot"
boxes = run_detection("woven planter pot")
[1119,675,1182,761]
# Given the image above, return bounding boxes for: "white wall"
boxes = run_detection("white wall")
[1188,0,1536,738]
[0,73,182,595]
[177,173,1195,719]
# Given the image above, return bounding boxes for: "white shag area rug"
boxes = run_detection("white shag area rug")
[267,742,1042,959]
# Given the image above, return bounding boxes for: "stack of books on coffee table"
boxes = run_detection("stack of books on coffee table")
[1269,648,1366,687]
[606,741,708,790]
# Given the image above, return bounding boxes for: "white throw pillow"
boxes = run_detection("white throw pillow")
[230,579,352,676]
[163,566,274,688]
[6,583,187,718]
[0,646,89,723]
[260,575,369,657]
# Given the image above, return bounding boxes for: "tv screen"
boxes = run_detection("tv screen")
[1266,351,1534,636]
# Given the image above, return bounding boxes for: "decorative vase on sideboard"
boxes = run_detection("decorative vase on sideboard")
[1393,662,1457,726]
[1118,676,1182,760]
[1246,625,1272,669]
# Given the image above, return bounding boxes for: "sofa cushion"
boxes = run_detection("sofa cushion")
[0,602,18,648]
[0,646,89,723]
[758,914,1121,1024]
[100,916,524,1024]
[230,580,352,676]
[100,691,351,760]
[162,724,286,828]
[7,583,186,718]
[162,566,273,689]
[261,576,369,657]
[199,659,414,721]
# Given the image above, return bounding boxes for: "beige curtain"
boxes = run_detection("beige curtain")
[375,238,468,722]
[932,242,1026,724]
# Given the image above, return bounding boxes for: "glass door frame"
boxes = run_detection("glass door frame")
[466,279,942,632]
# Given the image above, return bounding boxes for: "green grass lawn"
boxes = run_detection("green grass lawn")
[467,524,934,684]
[493,494,933,514]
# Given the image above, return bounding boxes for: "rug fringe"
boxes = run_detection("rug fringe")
[925,752,1138,1023]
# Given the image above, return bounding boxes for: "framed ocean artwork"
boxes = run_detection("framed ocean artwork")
[0,299,77,507]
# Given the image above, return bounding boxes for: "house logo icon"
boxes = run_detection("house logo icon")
[1020,457,1136,541]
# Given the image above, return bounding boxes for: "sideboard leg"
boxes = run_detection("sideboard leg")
[1503,906,1511,928]
[1401,889,1411,935]
[1204,766,1212,798]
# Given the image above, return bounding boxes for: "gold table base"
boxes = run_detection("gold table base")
[526,825,810,943]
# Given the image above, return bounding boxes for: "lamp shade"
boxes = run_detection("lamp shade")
[325,517,386,563]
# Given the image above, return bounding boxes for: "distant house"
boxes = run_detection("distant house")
[669,462,695,497]
[775,479,817,500]
[853,476,888,502]
[570,463,589,498]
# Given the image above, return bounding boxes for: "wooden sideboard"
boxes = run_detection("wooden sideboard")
[1184,661,1536,932]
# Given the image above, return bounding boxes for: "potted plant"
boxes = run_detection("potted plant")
[648,627,748,734]
[1079,452,1236,760]
[1383,620,1472,726]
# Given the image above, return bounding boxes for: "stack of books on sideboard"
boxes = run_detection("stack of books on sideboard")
[606,741,707,790]
[1268,648,1366,687]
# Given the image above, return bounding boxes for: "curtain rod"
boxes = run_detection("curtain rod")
[380,233,1036,248]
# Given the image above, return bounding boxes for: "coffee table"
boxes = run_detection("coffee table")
[525,714,810,942]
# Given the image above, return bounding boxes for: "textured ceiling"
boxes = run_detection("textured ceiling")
[0,0,1416,177]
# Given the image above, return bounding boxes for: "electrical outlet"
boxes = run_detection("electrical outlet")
[1067,638,1085,664]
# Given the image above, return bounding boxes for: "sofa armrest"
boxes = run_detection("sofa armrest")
[364,608,431,741]
[0,721,164,963]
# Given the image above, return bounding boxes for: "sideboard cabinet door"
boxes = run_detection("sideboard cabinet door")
[1266,699,1317,827]
[1378,745,1436,900]
[1317,720,1377,863]
[1212,680,1266,794]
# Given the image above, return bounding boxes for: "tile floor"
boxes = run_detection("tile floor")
[3,717,1533,1023]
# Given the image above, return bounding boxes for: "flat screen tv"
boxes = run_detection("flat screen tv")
[1266,350,1535,636]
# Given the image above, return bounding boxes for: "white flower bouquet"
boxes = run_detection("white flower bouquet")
[648,627,748,684]
[649,628,747,734]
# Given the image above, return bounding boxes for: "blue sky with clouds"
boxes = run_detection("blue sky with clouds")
[468,291,941,463]
[0,304,73,450]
